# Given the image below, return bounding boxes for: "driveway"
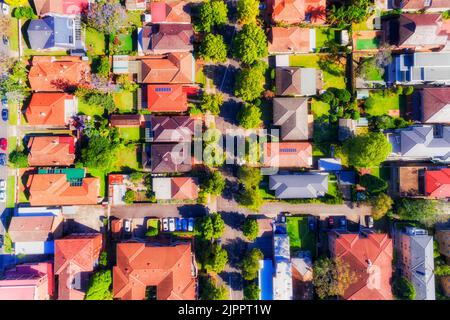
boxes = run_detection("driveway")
[110,203,207,219]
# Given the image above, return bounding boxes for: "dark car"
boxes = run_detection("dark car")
[181,218,188,231]
[1,109,8,122]
[328,216,335,228]
[339,217,347,229]
[308,218,316,231]
[0,153,6,166]
[0,138,6,151]
[2,36,8,46]
[175,218,181,231]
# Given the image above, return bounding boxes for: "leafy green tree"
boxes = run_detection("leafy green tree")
[8,150,28,168]
[199,216,215,240]
[80,135,117,171]
[200,93,224,115]
[313,257,357,299]
[98,251,108,268]
[237,166,264,211]
[234,61,267,101]
[145,227,159,237]
[116,74,138,92]
[211,213,225,239]
[12,6,36,19]
[198,0,228,32]
[241,248,263,280]
[360,174,388,194]
[396,199,440,226]
[370,193,393,220]
[342,132,392,169]
[96,56,110,77]
[327,0,371,28]
[85,270,113,300]
[404,86,414,95]
[242,218,259,241]
[205,243,228,273]
[123,189,135,204]
[199,33,228,63]
[200,277,229,300]
[244,282,260,300]
[393,276,416,300]
[129,171,143,184]
[0,60,30,103]
[237,165,262,187]
[238,104,262,129]
[236,0,260,25]
[202,170,226,196]
[233,23,267,65]
[435,260,450,276]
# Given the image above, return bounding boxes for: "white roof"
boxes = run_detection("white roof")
[152,177,172,200]
[273,233,293,300]
[14,241,53,255]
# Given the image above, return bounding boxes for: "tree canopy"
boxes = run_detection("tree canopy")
[244,282,260,300]
[370,193,393,220]
[201,170,226,196]
[85,0,128,34]
[0,60,30,103]
[200,93,224,115]
[234,61,267,102]
[198,0,228,32]
[236,0,260,25]
[393,276,416,300]
[199,33,228,63]
[360,174,388,194]
[313,257,357,299]
[396,199,441,227]
[242,218,259,241]
[8,150,28,168]
[198,213,225,240]
[233,23,267,65]
[205,243,228,274]
[85,270,113,300]
[237,166,264,212]
[342,132,392,169]
[241,248,263,280]
[200,277,229,300]
[327,0,371,28]
[238,104,262,129]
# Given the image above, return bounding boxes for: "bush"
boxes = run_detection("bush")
[123,189,135,204]
[129,171,143,183]
[396,198,441,227]
[116,74,138,92]
[8,150,28,168]
[243,282,260,300]
[393,276,416,300]
[359,174,388,194]
[370,193,393,220]
[404,86,414,95]
[200,277,229,300]
[200,93,223,115]
[394,86,403,95]
[364,96,376,111]
[96,56,110,78]
[241,248,263,280]
[242,218,259,241]
[145,227,159,237]
[85,270,113,300]
[12,6,36,19]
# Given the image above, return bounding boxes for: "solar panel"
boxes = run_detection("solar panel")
[155,87,172,93]
[279,148,297,153]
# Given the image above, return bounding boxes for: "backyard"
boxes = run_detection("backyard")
[315,28,338,50]
[118,127,142,142]
[113,91,136,113]
[86,27,106,56]
[364,91,405,116]
[286,216,316,257]
[311,98,330,117]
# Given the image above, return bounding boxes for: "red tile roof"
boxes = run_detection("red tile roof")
[171,177,199,199]
[29,56,90,92]
[54,234,103,300]
[263,142,312,168]
[425,168,450,198]
[329,231,393,300]
[27,136,76,167]
[110,114,144,127]
[33,0,89,16]
[140,53,194,84]
[270,0,326,25]
[113,242,197,300]
[150,1,191,23]
[393,0,450,10]
[25,93,75,126]
[147,84,188,112]
[268,27,312,53]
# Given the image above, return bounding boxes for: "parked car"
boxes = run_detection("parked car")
[328,216,335,228]
[124,219,131,233]
[2,109,8,122]
[0,138,7,150]
[365,215,374,228]
[0,190,5,202]
[168,218,176,232]
[1,96,7,109]
[339,217,347,229]
[162,218,169,232]
[308,218,316,231]
[2,36,8,46]
[175,218,181,231]
[0,179,5,190]
[181,218,188,231]
[188,218,194,232]
[0,234,3,247]
[0,153,6,166]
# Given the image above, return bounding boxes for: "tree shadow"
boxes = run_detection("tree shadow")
[218,270,242,292]
[222,237,248,269]
[219,211,246,230]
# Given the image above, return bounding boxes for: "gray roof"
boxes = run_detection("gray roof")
[27,16,75,50]
[275,67,317,96]
[269,173,328,199]
[395,52,450,83]
[273,97,309,141]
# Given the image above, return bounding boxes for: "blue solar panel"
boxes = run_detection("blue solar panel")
[279,148,297,153]
[155,87,172,93]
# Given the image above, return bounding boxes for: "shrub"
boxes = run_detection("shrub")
[393,276,416,300]
[123,189,135,204]
[243,282,260,300]
[359,174,388,194]
[242,218,259,241]
[8,150,28,168]
[404,86,414,95]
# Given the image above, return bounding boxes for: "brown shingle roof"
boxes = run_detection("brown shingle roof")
[141,24,194,54]
[150,143,192,173]
[420,87,450,123]
[110,114,144,127]
[150,116,195,142]
[273,97,309,140]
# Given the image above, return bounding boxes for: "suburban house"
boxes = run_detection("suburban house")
[382,14,450,51]
[417,87,450,123]
[153,177,199,200]
[148,116,196,142]
[8,207,63,255]
[0,262,54,300]
[292,251,314,300]
[390,166,427,197]
[328,230,393,300]
[138,24,194,55]
[138,52,194,84]
[110,114,144,127]
[272,221,293,300]
[27,136,76,167]
[268,0,326,25]
[425,168,450,198]
[54,233,103,300]
[125,0,147,10]
[435,229,450,263]
[269,173,328,198]
[148,143,192,173]
[390,52,450,85]
[276,67,322,96]
[268,27,316,54]
[26,168,100,206]
[113,242,197,300]
[28,56,90,92]
[273,97,311,141]
[148,0,191,23]
[395,227,435,300]
[145,84,188,112]
[33,0,89,16]
[25,93,78,126]
[387,125,450,163]
[262,142,313,168]
[392,0,450,11]
[27,16,82,51]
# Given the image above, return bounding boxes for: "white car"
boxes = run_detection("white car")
[1,4,9,16]
[0,179,5,191]
[168,218,175,232]
[124,219,132,233]
[0,190,5,203]
[162,218,169,232]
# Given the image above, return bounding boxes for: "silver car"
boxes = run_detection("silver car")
[168,218,176,232]
[162,218,169,232]
[0,179,5,191]
[0,190,5,203]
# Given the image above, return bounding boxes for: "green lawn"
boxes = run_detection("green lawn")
[113,144,141,171]
[6,176,16,209]
[290,54,346,89]
[195,67,206,87]
[311,98,330,116]
[23,49,67,57]
[356,38,380,50]
[88,168,106,197]
[86,27,106,56]
[118,127,141,142]
[286,216,316,257]
[259,187,275,200]
[78,98,105,117]
[313,143,330,157]
[113,91,135,113]
[9,17,19,53]
[8,103,18,125]
[7,136,17,153]
[365,91,402,116]
[316,28,336,49]
[327,180,338,197]
[115,33,134,54]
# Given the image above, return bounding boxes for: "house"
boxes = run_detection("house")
[146,84,188,112]
[25,93,78,126]
[387,125,450,163]
[110,114,144,127]
[263,142,312,168]
[425,168,450,198]
[435,229,450,262]
[125,0,147,10]
[27,136,76,167]
[272,221,293,300]
[268,27,316,54]
[54,233,102,300]
[390,52,450,85]
[418,88,450,123]
[138,52,194,84]
[152,177,199,200]
[269,0,326,25]
[26,168,100,206]
[275,67,321,96]
[390,166,423,197]
[27,16,81,50]
[149,116,196,143]
[139,24,194,55]
[150,143,192,173]
[29,56,90,92]
[395,227,435,300]
[392,0,450,11]
[8,208,63,255]
[149,0,191,23]
[269,173,328,198]
[0,262,54,300]
[328,230,393,300]
[382,14,450,51]
[113,242,197,300]
[273,97,310,141]
[292,251,314,300]
[338,118,357,141]
[33,0,89,16]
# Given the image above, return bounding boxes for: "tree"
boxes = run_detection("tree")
[244,282,260,300]
[404,86,414,95]
[145,227,159,237]
[200,277,229,300]
[342,132,392,169]
[242,218,259,241]
[370,193,393,220]
[238,166,262,187]
[241,248,263,280]
[236,0,260,25]
[129,171,143,184]
[80,135,117,171]
[234,61,267,101]
[237,166,264,211]
[393,276,416,300]
[86,0,128,35]
[238,104,262,129]
[205,243,228,273]
[211,213,225,239]
[202,170,226,196]
[327,0,371,28]
[396,199,441,226]
[0,60,30,103]
[123,189,135,204]
[198,0,228,32]
[360,174,388,194]
[85,270,113,300]
[12,6,36,19]
[8,150,28,168]
[199,216,214,240]
[313,257,357,299]
[199,33,228,63]
[98,251,108,268]
[96,56,110,78]
[233,23,267,65]
[200,93,223,115]
[116,74,138,92]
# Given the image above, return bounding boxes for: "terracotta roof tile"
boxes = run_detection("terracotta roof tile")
[268,27,312,54]
[171,177,199,199]
[27,136,76,167]
[139,53,194,84]
[263,142,312,168]
[425,168,450,198]
[25,93,75,126]
[150,1,191,23]
[147,84,188,112]
[270,0,326,25]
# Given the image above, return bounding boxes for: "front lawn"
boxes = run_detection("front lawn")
[6,176,15,209]
[286,216,316,257]
[316,28,337,50]
[113,91,135,113]
[8,103,18,125]
[7,136,17,153]
[311,98,330,116]
[86,27,106,56]
[9,17,19,53]
[118,127,141,142]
